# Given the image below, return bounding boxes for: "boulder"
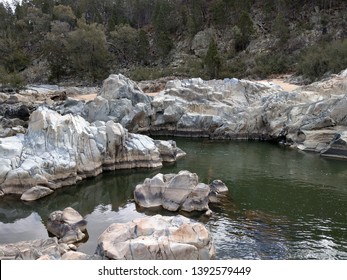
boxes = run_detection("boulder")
[134,170,228,213]
[208,180,229,203]
[20,185,54,201]
[78,74,153,132]
[95,214,215,260]
[99,74,152,105]
[46,207,87,244]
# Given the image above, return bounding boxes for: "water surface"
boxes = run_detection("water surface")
[1,139,346,259]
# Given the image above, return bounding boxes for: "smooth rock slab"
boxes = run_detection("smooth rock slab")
[95,214,215,260]
[20,185,54,201]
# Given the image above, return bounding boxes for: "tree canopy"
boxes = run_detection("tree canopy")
[0,0,345,86]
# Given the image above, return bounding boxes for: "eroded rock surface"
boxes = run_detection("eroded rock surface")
[96,214,216,260]
[47,207,87,244]
[0,238,66,260]
[51,71,347,159]
[134,171,228,213]
[0,107,185,200]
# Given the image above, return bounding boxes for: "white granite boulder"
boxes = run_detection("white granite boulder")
[95,214,215,260]
[134,170,229,213]
[46,207,87,244]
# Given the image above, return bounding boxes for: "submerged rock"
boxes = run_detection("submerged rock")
[20,185,54,201]
[95,214,215,260]
[134,170,228,213]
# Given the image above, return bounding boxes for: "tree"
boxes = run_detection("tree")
[109,24,138,66]
[210,0,228,27]
[185,0,207,35]
[43,21,71,82]
[204,39,221,78]
[53,4,76,29]
[0,37,30,73]
[67,20,111,82]
[0,3,15,37]
[152,1,174,60]
[136,29,150,65]
[234,11,254,52]
[273,12,290,47]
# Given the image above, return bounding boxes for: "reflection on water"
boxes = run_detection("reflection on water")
[0,139,347,259]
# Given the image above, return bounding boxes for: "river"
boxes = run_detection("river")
[0,138,346,259]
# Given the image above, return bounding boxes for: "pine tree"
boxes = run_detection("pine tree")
[204,39,221,79]
[234,11,254,52]
[137,29,150,65]
[153,1,173,60]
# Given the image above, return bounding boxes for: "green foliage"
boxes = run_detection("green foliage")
[67,20,111,82]
[136,29,150,65]
[43,21,71,82]
[129,66,175,81]
[0,66,25,88]
[273,12,290,47]
[109,24,138,65]
[253,53,292,78]
[0,0,345,85]
[234,11,254,52]
[0,38,30,73]
[53,5,76,28]
[221,57,247,79]
[184,0,206,36]
[297,39,347,81]
[210,0,227,27]
[204,39,221,79]
[153,1,174,59]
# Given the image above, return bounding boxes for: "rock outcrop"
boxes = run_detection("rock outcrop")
[0,107,185,200]
[53,71,347,159]
[147,71,347,158]
[79,74,153,132]
[96,214,216,260]
[134,171,228,213]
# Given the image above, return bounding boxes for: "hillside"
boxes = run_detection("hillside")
[0,0,346,87]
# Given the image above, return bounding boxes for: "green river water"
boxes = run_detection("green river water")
[0,138,346,259]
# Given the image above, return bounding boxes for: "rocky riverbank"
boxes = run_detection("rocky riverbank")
[1,71,347,199]
[62,71,346,158]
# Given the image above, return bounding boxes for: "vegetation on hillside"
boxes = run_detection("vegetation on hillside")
[0,0,346,87]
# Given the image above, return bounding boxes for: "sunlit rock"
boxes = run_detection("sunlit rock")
[95,215,215,260]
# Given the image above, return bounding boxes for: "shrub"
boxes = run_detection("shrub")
[0,67,25,89]
[297,39,347,81]
[253,52,292,78]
